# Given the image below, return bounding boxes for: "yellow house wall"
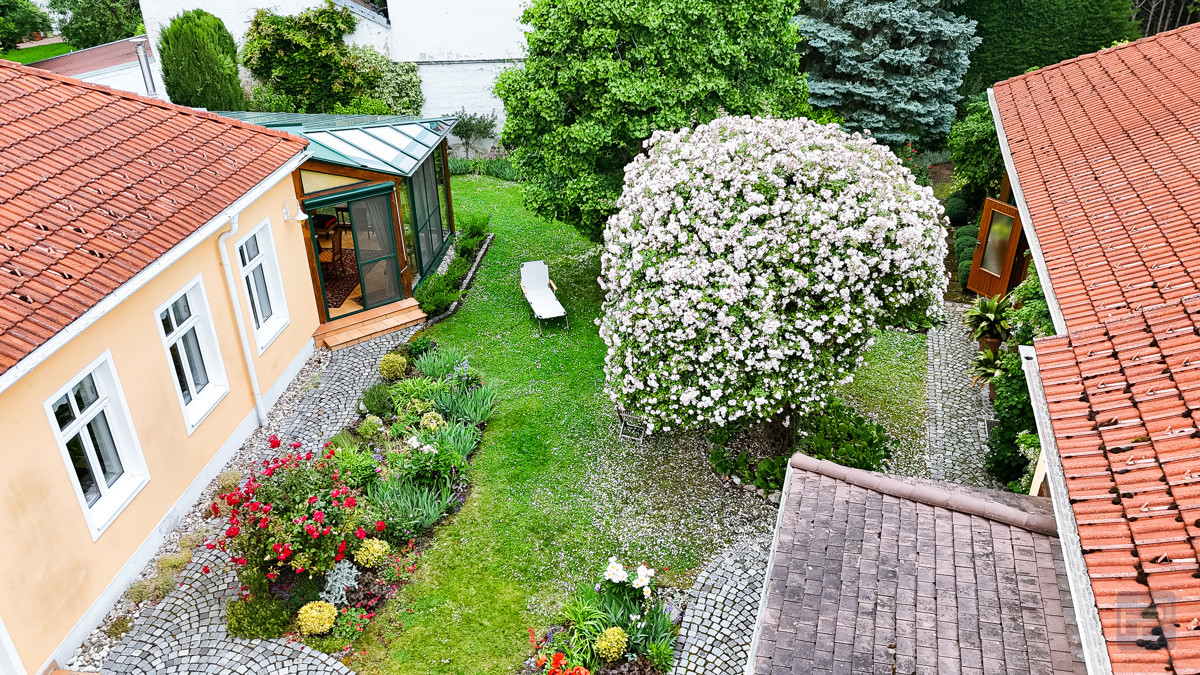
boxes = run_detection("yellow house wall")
[0,176,319,673]
[300,169,365,194]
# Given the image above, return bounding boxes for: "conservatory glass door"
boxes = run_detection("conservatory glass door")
[348,194,402,309]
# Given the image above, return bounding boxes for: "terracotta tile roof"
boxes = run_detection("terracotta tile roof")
[26,36,154,77]
[0,60,307,377]
[754,457,1086,674]
[1036,294,1200,673]
[992,24,1200,332]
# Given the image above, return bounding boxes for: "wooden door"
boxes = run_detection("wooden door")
[967,198,1023,297]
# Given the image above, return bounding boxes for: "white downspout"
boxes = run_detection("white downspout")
[218,215,268,426]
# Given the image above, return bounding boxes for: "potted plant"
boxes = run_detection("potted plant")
[970,348,1004,400]
[963,294,1011,352]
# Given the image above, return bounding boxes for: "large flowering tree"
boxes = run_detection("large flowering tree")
[598,115,947,432]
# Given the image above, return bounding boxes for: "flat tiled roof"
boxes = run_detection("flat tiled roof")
[1036,294,1200,673]
[754,459,1086,674]
[992,24,1200,332]
[0,60,308,376]
[26,36,153,77]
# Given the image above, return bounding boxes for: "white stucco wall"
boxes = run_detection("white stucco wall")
[420,61,514,145]
[383,0,526,61]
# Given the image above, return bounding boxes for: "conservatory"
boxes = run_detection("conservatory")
[222,112,457,321]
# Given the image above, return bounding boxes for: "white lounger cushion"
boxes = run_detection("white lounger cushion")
[521,261,566,320]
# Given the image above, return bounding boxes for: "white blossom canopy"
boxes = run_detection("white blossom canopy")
[598,115,947,432]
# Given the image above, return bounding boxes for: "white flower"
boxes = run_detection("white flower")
[604,556,628,584]
[642,587,651,599]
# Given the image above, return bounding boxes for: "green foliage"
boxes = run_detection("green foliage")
[794,398,892,471]
[344,45,424,115]
[1008,431,1042,493]
[386,441,467,488]
[242,2,363,113]
[448,155,521,181]
[333,445,379,488]
[48,0,142,50]
[415,346,467,379]
[646,640,675,671]
[944,197,970,229]
[450,107,498,159]
[707,446,752,479]
[958,258,974,288]
[226,594,292,640]
[969,348,1003,386]
[957,0,1139,95]
[366,477,455,537]
[432,383,498,426]
[798,0,981,143]
[1007,268,1055,345]
[217,468,242,494]
[963,293,1011,341]
[414,273,461,316]
[0,0,50,52]
[331,95,392,115]
[948,95,1005,194]
[408,335,433,359]
[457,211,490,239]
[158,10,245,111]
[495,0,834,241]
[249,84,299,113]
[360,382,393,418]
[379,353,408,382]
[389,376,447,405]
[104,616,132,639]
[156,552,191,576]
[985,350,1034,484]
[443,256,471,288]
[753,456,788,492]
[422,423,481,460]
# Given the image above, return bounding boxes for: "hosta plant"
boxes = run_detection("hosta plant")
[599,115,946,433]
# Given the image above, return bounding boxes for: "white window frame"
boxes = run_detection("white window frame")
[156,275,229,434]
[43,350,149,541]
[235,217,290,354]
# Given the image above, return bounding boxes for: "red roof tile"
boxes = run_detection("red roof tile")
[0,60,307,376]
[1037,295,1200,673]
[993,24,1200,332]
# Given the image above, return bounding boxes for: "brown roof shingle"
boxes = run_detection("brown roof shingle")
[992,24,1200,332]
[0,60,307,377]
[754,457,1086,674]
[1036,295,1200,674]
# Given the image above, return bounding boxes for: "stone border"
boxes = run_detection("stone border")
[425,232,495,328]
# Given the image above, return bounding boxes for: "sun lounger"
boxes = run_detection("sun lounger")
[520,260,568,331]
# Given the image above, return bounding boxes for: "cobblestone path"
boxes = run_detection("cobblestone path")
[671,535,773,675]
[103,327,419,674]
[925,302,1001,489]
[103,547,353,675]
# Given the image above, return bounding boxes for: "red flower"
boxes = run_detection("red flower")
[201,565,210,574]
[334,553,344,562]
[290,441,302,449]
[344,496,356,508]
[226,526,239,538]
[338,540,347,554]
[536,655,547,667]
[258,517,269,529]
[356,527,367,540]
[313,511,326,524]
[268,435,281,449]
[375,521,386,532]
[205,541,216,550]
[266,572,276,580]
[210,502,220,516]
[551,654,565,668]
[308,496,318,504]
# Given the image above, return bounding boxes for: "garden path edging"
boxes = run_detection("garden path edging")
[426,233,495,327]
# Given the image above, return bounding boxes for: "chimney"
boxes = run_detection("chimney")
[129,37,157,97]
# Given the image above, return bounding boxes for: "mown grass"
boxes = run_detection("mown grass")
[837,330,930,478]
[2,42,71,64]
[349,177,772,675]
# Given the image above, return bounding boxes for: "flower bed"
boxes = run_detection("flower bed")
[528,557,679,675]
[209,340,495,652]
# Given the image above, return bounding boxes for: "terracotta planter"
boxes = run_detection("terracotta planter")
[989,382,997,401]
[979,336,1002,353]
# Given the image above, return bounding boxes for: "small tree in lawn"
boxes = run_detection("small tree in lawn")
[797,0,981,143]
[449,107,497,159]
[0,0,51,52]
[495,0,836,243]
[158,10,245,111]
[599,115,947,433]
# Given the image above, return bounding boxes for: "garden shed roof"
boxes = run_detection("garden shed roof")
[219,112,457,178]
[991,23,1200,332]
[750,454,1086,674]
[1033,294,1200,674]
[0,60,308,378]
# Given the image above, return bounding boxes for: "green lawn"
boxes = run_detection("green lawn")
[350,177,774,675]
[2,42,71,64]
[836,330,929,478]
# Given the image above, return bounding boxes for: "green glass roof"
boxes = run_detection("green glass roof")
[219,112,457,178]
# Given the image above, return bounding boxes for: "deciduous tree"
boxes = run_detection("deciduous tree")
[47,0,142,50]
[0,0,50,52]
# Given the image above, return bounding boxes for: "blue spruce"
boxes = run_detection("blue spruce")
[797,0,980,143]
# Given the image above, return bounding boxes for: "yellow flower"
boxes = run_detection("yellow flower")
[595,626,628,662]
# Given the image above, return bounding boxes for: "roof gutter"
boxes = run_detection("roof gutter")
[988,88,1069,335]
[1019,344,1113,674]
[0,149,313,397]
